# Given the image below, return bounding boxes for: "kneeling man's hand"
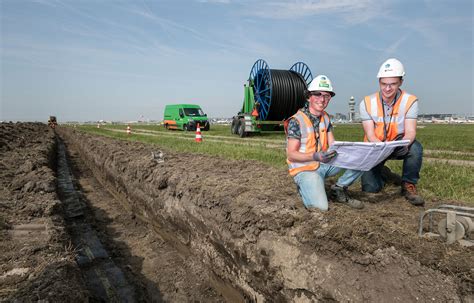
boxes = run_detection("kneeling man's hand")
[312,150,337,163]
[391,146,409,158]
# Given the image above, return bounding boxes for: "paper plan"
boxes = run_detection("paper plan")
[327,140,411,171]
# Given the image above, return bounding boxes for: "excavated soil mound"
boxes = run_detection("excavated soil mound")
[0,123,87,301]
[56,127,472,302]
[1,123,472,302]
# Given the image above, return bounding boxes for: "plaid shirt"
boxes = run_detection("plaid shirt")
[287,104,333,140]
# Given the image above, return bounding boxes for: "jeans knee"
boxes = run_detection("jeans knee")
[362,182,382,193]
[361,172,383,193]
[409,140,423,156]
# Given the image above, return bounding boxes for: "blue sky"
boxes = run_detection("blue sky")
[1,0,472,122]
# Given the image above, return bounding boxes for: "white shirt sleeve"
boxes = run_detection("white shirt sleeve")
[359,100,371,121]
[405,100,418,119]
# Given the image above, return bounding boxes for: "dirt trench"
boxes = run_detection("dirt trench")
[1,123,473,302]
[57,126,473,302]
[57,134,228,302]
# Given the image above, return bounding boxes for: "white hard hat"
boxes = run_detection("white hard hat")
[307,75,335,96]
[377,58,405,78]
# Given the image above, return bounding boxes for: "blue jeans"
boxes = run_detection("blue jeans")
[293,164,363,211]
[361,140,423,193]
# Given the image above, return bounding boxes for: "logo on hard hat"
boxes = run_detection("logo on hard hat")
[318,78,329,88]
[385,63,390,68]
[319,83,329,88]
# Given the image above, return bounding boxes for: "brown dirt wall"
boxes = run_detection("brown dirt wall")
[0,123,88,302]
[57,127,473,302]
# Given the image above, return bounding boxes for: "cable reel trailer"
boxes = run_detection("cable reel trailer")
[231,59,313,137]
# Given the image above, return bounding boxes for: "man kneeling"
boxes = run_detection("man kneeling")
[286,75,364,211]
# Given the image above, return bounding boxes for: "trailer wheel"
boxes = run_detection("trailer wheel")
[238,120,246,138]
[231,117,239,134]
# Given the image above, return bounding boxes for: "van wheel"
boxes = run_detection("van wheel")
[183,124,189,131]
[203,123,210,131]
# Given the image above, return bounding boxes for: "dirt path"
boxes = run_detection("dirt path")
[56,137,138,301]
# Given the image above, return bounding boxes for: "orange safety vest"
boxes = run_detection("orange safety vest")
[363,90,418,142]
[286,110,330,176]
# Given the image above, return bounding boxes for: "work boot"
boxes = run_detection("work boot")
[331,185,364,209]
[401,182,425,206]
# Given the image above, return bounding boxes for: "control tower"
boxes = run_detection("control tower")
[349,96,356,122]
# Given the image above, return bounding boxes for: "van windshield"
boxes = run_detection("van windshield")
[184,108,205,116]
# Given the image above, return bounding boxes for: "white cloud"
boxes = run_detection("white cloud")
[301,27,346,56]
[246,0,386,23]
[127,3,272,56]
[31,0,60,8]
[381,34,408,60]
[365,34,409,61]
[196,0,231,3]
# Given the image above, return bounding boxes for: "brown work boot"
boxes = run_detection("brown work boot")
[331,185,364,209]
[401,182,425,206]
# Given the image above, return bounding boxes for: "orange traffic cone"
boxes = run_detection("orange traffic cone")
[195,123,202,143]
[126,124,131,135]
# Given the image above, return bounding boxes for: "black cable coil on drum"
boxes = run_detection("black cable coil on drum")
[249,60,313,121]
[267,69,308,120]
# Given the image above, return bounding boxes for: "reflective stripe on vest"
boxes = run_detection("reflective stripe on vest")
[364,90,417,141]
[287,111,330,176]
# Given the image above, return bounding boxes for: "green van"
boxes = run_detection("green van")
[163,104,210,131]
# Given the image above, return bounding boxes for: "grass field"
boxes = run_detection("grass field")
[75,123,474,203]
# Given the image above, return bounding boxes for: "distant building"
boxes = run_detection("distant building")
[418,114,474,124]
[210,118,232,125]
[333,113,347,121]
